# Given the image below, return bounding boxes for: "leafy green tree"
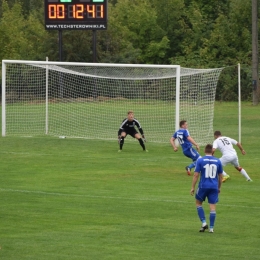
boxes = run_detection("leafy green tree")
[22,0,44,18]
[96,2,140,63]
[204,0,252,101]
[150,0,188,61]
[168,1,208,67]
[0,0,43,17]
[0,1,48,61]
[108,0,168,63]
[191,0,230,21]
[63,31,93,62]
[0,0,256,101]
[200,0,251,66]
[142,36,170,64]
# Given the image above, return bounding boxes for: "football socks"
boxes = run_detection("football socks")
[119,136,125,150]
[209,211,216,230]
[138,138,146,151]
[197,206,206,223]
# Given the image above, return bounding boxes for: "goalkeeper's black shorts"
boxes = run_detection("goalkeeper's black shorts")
[122,129,138,138]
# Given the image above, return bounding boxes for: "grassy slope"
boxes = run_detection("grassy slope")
[0,102,260,259]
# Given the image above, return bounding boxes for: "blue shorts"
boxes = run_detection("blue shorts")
[183,147,200,162]
[195,188,219,204]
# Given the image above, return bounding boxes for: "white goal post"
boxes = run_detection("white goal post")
[2,60,224,144]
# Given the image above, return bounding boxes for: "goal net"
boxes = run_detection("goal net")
[2,60,223,144]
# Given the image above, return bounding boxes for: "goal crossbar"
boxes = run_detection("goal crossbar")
[2,60,223,145]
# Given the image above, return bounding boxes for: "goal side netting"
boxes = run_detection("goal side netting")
[1,60,223,144]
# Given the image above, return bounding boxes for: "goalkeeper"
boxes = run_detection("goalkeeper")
[118,111,147,152]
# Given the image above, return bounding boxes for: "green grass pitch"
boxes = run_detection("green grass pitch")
[0,102,260,259]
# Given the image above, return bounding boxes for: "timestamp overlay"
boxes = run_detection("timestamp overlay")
[44,0,107,30]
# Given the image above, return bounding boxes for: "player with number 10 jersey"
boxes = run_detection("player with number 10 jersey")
[190,144,223,233]
[195,156,223,190]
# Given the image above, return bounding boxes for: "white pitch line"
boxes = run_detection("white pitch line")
[0,151,258,161]
[0,151,172,161]
[1,188,260,209]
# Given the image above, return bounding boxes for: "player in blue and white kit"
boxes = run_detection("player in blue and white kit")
[170,120,200,175]
[190,144,223,233]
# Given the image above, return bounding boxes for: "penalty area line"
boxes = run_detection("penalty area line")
[0,151,258,162]
[0,188,260,209]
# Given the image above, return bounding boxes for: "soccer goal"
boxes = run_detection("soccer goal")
[1,60,223,144]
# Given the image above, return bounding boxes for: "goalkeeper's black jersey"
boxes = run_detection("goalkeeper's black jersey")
[118,118,144,136]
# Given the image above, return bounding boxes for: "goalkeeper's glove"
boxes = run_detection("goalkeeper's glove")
[118,135,121,144]
[142,134,146,142]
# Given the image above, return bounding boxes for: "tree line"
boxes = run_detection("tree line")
[0,0,256,101]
